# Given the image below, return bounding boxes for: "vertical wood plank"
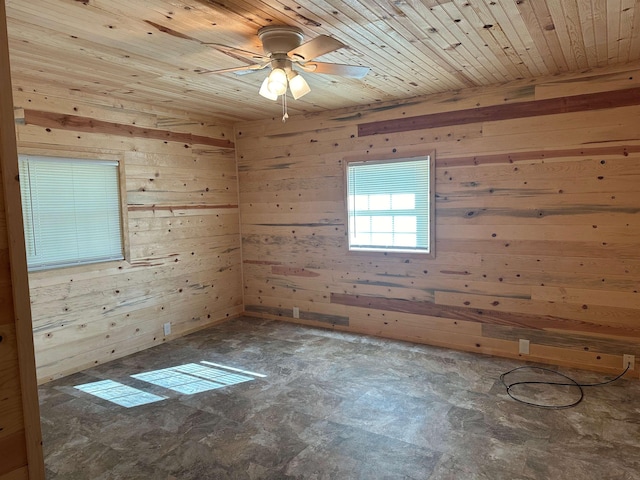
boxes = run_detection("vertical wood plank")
[0,0,45,478]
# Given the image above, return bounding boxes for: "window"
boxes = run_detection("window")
[19,155,124,271]
[346,155,434,254]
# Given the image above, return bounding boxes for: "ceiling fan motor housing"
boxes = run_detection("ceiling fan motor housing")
[258,26,304,57]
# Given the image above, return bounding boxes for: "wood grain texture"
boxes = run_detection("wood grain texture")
[13,88,243,383]
[0,467,29,480]
[237,64,640,378]
[331,292,640,338]
[245,305,349,326]
[5,2,640,122]
[358,86,640,136]
[0,430,28,477]
[0,0,44,475]
[23,110,234,149]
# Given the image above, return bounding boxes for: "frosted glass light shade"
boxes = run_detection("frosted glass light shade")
[267,68,288,96]
[259,77,278,101]
[288,72,311,100]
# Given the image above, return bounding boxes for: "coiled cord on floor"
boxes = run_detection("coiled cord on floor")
[500,363,631,409]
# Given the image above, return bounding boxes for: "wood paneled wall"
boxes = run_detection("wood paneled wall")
[236,62,640,377]
[11,82,243,383]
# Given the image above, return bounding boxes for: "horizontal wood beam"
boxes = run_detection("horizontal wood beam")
[482,324,640,356]
[358,86,640,137]
[243,259,282,265]
[22,109,235,149]
[127,204,238,211]
[271,266,320,277]
[330,292,640,338]
[440,145,640,168]
[245,304,349,326]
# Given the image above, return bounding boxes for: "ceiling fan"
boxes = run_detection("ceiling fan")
[199,26,370,102]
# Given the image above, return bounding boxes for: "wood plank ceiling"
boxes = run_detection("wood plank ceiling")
[6,0,640,122]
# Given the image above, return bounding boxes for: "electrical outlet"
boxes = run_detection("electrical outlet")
[293,307,300,319]
[163,322,171,336]
[623,354,635,370]
[519,339,530,355]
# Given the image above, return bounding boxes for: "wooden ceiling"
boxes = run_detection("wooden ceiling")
[6,0,640,122]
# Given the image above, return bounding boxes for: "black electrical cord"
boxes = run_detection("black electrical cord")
[500,363,631,409]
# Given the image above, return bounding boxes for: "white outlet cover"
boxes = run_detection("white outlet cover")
[163,323,171,336]
[292,307,300,318]
[519,339,530,355]
[623,354,635,370]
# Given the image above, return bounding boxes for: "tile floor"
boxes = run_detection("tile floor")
[39,316,640,479]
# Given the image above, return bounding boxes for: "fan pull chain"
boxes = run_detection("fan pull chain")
[282,93,289,123]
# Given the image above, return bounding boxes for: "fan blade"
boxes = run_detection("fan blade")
[197,63,269,75]
[203,43,269,62]
[301,62,370,79]
[288,35,345,61]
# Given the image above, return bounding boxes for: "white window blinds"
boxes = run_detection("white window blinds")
[347,157,431,253]
[19,155,124,271]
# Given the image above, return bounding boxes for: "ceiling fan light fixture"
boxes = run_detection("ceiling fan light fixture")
[267,68,288,96]
[288,71,311,100]
[259,77,278,101]
[202,26,370,109]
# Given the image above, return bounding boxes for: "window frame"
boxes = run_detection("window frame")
[344,151,435,258]
[18,153,130,273]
